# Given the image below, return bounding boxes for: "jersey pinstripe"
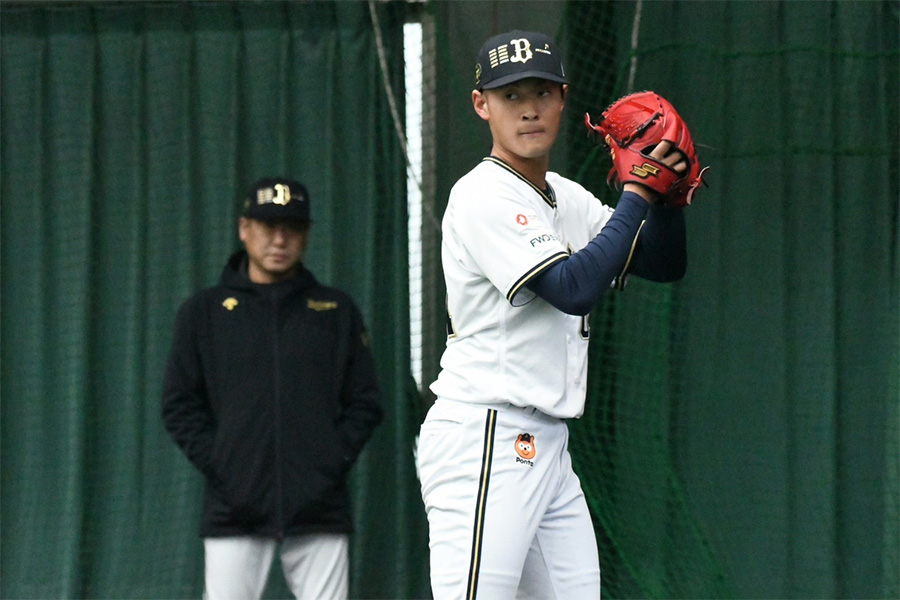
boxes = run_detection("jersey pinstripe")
[430,157,617,419]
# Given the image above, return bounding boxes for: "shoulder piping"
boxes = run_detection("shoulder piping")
[482,156,556,208]
[507,252,568,303]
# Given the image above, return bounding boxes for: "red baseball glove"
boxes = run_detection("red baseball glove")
[585,91,709,207]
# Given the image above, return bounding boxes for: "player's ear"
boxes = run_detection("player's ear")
[560,84,568,106]
[472,89,490,121]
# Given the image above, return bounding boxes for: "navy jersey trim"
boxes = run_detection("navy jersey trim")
[482,156,556,208]
[507,251,568,304]
[466,409,497,600]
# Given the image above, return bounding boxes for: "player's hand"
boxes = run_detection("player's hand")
[586,91,709,207]
[623,141,687,203]
[649,140,689,173]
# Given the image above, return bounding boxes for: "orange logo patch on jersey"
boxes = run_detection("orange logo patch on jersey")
[515,433,536,460]
[516,214,529,226]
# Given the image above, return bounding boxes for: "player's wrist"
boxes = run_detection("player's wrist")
[622,183,657,204]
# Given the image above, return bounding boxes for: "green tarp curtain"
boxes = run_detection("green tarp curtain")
[0,2,428,598]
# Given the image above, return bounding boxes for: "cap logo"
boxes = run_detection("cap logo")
[257,183,294,207]
[488,37,534,70]
[509,38,533,64]
[488,45,508,68]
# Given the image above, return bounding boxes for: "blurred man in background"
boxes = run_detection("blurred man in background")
[162,177,383,600]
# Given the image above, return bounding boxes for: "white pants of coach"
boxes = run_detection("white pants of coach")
[203,533,348,600]
[417,398,601,600]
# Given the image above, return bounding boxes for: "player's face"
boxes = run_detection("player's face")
[239,217,309,284]
[473,78,566,170]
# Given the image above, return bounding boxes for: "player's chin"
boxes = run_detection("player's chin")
[517,137,555,157]
[518,145,553,160]
[263,257,296,273]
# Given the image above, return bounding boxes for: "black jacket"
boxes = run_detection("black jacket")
[161,251,383,538]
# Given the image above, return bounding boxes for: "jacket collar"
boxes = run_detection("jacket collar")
[221,250,317,293]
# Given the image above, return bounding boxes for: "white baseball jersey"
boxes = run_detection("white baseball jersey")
[430,157,617,419]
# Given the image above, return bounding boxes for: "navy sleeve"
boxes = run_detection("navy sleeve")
[628,202,687,282]
[526,192,687,315]
[526,192,649,315]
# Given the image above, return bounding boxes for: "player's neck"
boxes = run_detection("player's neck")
[490,148,549,189]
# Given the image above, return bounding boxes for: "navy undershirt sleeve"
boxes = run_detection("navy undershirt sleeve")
[628,201,687,282]
[526,191,686,316]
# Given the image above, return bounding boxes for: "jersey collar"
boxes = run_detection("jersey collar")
[482,156,556,209]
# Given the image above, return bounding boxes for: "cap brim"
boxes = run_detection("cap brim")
[480,71,568,90]
[244,213,311,223]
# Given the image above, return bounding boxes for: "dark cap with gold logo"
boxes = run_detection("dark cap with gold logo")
[475,30,567,91]
[242,177,311,222]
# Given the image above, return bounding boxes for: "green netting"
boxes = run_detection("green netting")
[563,2,735,598]
[560,2,900,599]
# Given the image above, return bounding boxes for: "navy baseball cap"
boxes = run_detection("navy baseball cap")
[475,30,567,91]
[242,177,311,222]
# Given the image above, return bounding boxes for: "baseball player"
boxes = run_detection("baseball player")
[416,30,704,599]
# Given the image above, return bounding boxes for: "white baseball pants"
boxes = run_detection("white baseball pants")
[203,533,348,600]
[417,398,601,600]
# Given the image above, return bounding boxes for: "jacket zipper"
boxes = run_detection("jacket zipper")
[272,293,284,538]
